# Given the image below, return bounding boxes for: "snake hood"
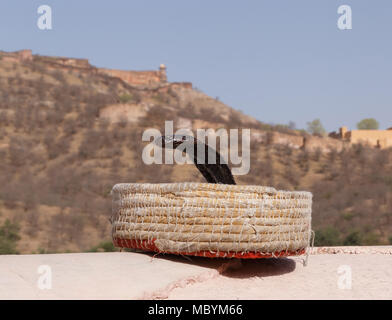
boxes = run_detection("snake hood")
[155,134,236,185]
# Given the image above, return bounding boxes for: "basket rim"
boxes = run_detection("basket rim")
[112,182,313,198]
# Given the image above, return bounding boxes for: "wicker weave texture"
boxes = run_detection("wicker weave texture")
[111,183,312,257]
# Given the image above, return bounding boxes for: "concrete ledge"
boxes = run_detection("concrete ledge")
[0,247,391,300]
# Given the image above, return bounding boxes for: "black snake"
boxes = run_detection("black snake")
[156,135,236,185]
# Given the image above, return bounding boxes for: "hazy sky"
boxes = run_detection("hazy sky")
[1,1,391,132]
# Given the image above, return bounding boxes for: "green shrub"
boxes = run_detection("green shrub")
[118,93,133,103]
[343,231,362,246]
[362,232,381,245]
[88,241,118,252]
[0,219,21,254]
[314,227,341,246]
[342,211,354,221]
[118,93,141,104]
[152,93,166,104]
[34,248,56,254]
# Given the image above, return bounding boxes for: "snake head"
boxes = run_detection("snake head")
[156,135,194,149]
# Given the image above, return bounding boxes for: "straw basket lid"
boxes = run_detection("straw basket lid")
[111,182,312,259]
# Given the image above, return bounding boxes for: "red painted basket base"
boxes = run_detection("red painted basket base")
[113,238,306,259]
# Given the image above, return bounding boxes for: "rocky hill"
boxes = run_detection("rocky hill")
[0,50,391,254]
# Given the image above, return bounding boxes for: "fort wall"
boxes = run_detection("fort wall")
[303,135,346,152]
[0,49,33,62]
[97,67,166,87]
[0,50,193,90]
[338,126,392,149]
[34,55,91,69]
[348,130,392,148]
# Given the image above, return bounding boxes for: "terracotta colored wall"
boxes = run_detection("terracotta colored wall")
[98,68,166,87]
[171,82,192,89]
[56,57,90,68]
[1,50,173,88]
[0,49,32,62]
[34,55,91,69]
[18,50,33,61]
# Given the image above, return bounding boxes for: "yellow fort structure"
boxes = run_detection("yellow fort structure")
[338,126,392,149]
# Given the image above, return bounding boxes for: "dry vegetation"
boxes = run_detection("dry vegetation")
[239,143,392,246]
[0,57,391,254]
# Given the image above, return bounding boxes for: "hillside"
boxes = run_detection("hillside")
[0,51,391,254]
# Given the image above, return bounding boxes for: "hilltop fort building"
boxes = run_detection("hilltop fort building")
[334,126,392,149]
[0,49,190,89]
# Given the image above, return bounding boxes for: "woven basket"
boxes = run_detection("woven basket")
[111,183,312,259]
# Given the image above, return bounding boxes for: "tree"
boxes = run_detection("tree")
[306,119,326,136]
[357,118,379,130]
[288,121,296,130]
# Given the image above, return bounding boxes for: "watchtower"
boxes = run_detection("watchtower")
[159,64,167,82]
